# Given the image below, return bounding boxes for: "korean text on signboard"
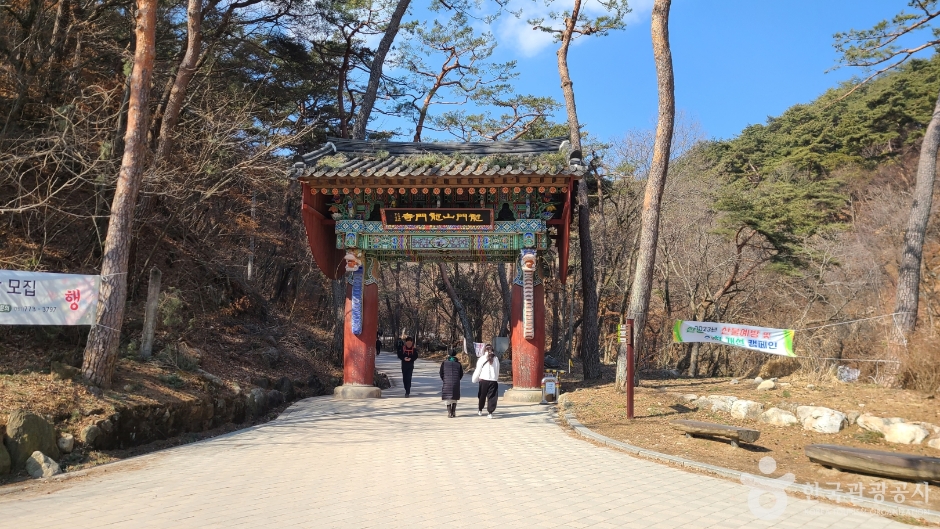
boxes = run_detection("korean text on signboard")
[382,208,492,227]
[672,320,795,357]
[0,271,100,325]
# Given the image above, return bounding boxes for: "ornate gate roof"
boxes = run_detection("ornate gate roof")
[293,137,583,283]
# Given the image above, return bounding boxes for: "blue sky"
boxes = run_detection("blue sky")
[374,0,933,142]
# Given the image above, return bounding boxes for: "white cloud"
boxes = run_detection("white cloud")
[494,0,654,58]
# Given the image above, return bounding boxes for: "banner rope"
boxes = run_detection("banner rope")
[794,311,913,332]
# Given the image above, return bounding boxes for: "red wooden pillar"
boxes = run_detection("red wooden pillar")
[335,275,381,399]
[506,281,545,402]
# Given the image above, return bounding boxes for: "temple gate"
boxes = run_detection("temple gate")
[290,137,584,402]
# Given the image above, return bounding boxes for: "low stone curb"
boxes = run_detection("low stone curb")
[561,410,940,524]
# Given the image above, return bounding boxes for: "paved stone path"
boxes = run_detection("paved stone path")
[0,353,909,528]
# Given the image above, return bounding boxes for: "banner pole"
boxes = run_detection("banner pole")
[626,318,635,420]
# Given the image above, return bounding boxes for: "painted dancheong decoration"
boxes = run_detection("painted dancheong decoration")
[290,137,585,399]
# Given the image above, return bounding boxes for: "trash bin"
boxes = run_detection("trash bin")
[541,373,559,404]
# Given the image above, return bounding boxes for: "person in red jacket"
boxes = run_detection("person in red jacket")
[397,336,418,397]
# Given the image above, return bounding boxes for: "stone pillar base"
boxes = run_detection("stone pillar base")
[502,387,543,404]
[333,385,382,399]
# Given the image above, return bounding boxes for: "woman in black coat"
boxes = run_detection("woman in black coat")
[439,351,464,418]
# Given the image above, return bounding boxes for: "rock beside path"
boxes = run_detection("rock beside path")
[882,423,930,445]
[796,406,846,434]
[856,414,904,434]
[760,408,799,427]
[756,380,776,391]
[4,410,59,470]
[25,451,61,478]
[730,400,764,420]
[57,434,74,454]
[80,424,101,447]
[246,388,268,417]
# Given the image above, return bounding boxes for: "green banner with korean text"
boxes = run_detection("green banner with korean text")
[672,320,795,357]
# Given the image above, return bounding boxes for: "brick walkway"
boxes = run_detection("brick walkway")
[0,353,907,528]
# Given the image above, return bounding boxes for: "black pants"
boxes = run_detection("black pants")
[401,362,414,394]
[478,380,498,413]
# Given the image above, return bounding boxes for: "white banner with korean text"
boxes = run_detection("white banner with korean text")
[673,320,795,357]
[0,271,100,325]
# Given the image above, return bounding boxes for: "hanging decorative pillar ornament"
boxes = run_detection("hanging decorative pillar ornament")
[344,250,364,335]
[520,249,537,339]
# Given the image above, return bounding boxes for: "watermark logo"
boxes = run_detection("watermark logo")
[740,456,795,520]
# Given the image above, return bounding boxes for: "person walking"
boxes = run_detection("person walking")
[439,350,464,417]
[471,345,500,418]
[397,336,418,397]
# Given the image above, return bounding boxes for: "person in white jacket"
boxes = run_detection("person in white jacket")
[471,345,500,418]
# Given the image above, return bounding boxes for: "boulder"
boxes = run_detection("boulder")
[260,347,280,368]
[730,400,764,420]
[266,389,285,407]
[730,378,740,385]
[305,375,325,396]
[57,434,74,454]
[705,395,739,413]
[25,451,61,478]
[796,406,847,434]
[883,423,930,445]
[544,355,561,368]
[845,411,861,426]
[0,442,10,475]
[80,424,101,447]
[756,380,776,391]
[251,377,271,389]
[50,361,81,381]
[275,376,296,400]
[373,370,391,390]
[679,394,698,403]
[928,437,940,450]
[4,410,59,470]
[914,422,940,436]
[760,408,799,427]
[246,388,268,418]
[754,377,763,383]
[856,414,904,435]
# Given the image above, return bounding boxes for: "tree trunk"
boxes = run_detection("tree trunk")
[554,0,600,379]
[438,263,477,368]
[620,0,675,390]
[154,0,202,161]
[140,266,161,360]
[352,0,410,140]
[82,0,158,388]
[556,0,582,154]
[891,87,940,348]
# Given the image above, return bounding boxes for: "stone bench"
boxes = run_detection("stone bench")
[670,419,761,448]
[805,444,940,482]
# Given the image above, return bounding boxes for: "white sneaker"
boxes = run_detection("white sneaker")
[478,410,483,416]
[487,413,494,419]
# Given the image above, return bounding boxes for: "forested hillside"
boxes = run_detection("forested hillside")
[1,0,938,428]
[602,55,940,389]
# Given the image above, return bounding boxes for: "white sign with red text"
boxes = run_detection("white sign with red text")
[0,271,100,325]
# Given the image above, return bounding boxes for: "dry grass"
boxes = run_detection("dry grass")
[562,369,940,515]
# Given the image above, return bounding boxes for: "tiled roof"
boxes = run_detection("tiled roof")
[291,137,586,181]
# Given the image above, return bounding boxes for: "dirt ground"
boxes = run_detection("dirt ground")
[561,374,940,518]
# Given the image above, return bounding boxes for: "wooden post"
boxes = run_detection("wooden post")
[626,318,635,420]
[140,267,161,360]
